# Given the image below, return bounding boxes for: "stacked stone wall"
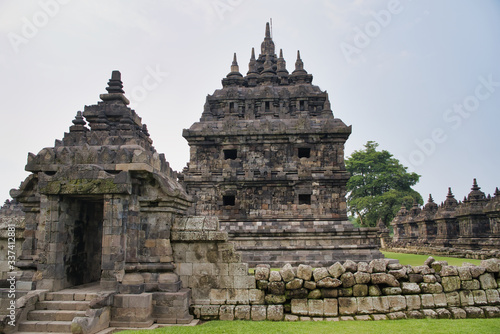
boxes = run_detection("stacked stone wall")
[188,257,500,321]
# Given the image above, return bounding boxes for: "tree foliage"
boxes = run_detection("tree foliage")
[345,141,422,227]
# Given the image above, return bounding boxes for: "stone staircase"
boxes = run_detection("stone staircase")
[17,283,101,334]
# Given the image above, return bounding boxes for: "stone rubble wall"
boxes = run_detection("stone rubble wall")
[188,255,500,321]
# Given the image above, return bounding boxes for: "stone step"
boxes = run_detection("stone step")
[36,300,90,311]
[18,320,72,333]
[27,309,86,321]
[45,291,98,301]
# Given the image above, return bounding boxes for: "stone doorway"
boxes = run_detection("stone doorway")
[65,197,104,287]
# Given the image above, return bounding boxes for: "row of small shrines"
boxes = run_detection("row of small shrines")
[389,179,500,249]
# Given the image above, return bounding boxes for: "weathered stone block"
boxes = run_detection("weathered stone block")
[472,290,488,306]
[269,271,282,282]
[449,307,466,319]
[420,282,443,294]
[256,280,268,290]
[303,281,316,290]
[405,295,421,310]
[286,288,309,299]
[209,289,227,304]
[402,282,421,294]
[445,291,460,307]
[339,287,353,297]
[234,275,256,289]
[482,306,500,318]
[371,314,388,320]
[435,308,451,319]
[338,297,357,315]
[313,267,329,282]
[229,263,248,276]
[343,260,357,272]
[387,296,406,312]
[354,272,371,284]
[308,289,322,299]
[369,285,382,296]
[479,273,498,289]
[254,267,270,281]
[321,288,338,298]
[357,297,373,314]
[464,306,485,318]
[369,259,386,273]
[389,269,407,280]
[340,272,355,288]
[421,294,435,308]
[386,311,406,320]
[353,284,368,297]
[264,294,286,304]
[372,296,389,313]
[324,298,338,317]
[268,281,285,295]
[441,276,461,292]
[440,266,458,277]
[234,305,251,320]
[480,259,500,273]
[371,273,399,287]
[407,310,424,319]
[317,277,342,289]
[297,264,313,281]
[200,305,219,320]
[219,305,235,320]
[267,305,284,321]
[433,293,447,307]
[328,262,346,278]
[291,299,308,316]
[457,267,472,281]
[423,274,437,283]
[409,274,424,283]
[467,265,486,278]
[249,289,265,305]
[460,279,478,290]
[422,309,438,319]
[251,305,266,321]
[486,289,500,304]
[280,264,295,282]
[226,289,249,305]
[284,314,299,321]
[308,299,324,316]
[382,287,402,295]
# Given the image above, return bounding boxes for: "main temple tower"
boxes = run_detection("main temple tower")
[182,23,382,266]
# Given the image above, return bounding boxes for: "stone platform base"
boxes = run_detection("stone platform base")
[221,220,383,267]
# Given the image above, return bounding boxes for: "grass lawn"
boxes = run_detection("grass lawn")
[117,318,500,334]
[381,251,482,267]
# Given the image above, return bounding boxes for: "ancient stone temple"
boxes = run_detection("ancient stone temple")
[390,179,500,258]
[9,72,195,330]
[181,23,382,266]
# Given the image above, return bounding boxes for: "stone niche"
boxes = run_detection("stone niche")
[181,22,383,266]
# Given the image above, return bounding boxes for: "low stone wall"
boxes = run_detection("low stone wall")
[384,245,500,260]
[189,256,500,321]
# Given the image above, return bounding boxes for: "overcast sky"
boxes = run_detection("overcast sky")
[1,0,499,206]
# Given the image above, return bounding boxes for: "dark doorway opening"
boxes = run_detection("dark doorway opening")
[66,198,103,286]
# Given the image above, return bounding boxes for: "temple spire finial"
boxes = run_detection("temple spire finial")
[100,70,130,105]
[231,53,240,73]
[265,22,271,38]
[260,22,275,55]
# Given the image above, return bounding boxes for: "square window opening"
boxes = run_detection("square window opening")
[223,195,236,206]
[299,194,311,205]
[298,148,311,158]
[224,149,237,160]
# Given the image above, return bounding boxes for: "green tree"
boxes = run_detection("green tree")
[345,141,422,227]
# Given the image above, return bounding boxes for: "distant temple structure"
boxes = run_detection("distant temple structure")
[181,23,382,266]
[390,179,500,254]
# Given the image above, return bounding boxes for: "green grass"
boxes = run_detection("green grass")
[381,251,482,267]
[117,319,500,334]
